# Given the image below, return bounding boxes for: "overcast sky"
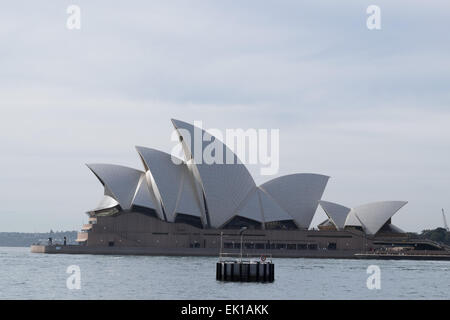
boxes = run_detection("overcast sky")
[1,0,449,232]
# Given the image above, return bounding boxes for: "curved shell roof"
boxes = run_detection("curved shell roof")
[225,186,297,225]
[258,188,293,223]
[175,168,204,219]
[260,173,329,229]
[86,120,408,234]
[171,119,256,228]
[344,210,362,227]
[319,200,351,230]
[136,146,204,223]
[87,164,143,210]
[131,173,156,210]
[91,195,119,212]
[232,187,264,223]
[353,201,408,235]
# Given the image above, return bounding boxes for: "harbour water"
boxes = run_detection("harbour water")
[0,247,448,299]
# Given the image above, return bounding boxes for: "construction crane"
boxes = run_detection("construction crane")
[443,209,449,232]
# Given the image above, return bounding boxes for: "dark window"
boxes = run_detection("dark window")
[308,244,318,250]
[174,214,203,229]
[327,242,337,250]
[94,205,121,217]
[132,205,159,217]
[223,216,262,230]
[297,244,307,250]
[265,220,298,230]
[108,241,114,247]
[255,243,265,249]
[344,226,364,232]
[287,244,296,250]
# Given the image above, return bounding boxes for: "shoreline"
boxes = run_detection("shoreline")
[30,244,450,261]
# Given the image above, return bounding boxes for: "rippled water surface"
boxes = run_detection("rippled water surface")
[0,247,449,299]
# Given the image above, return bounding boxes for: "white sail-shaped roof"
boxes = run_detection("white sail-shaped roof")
[227,187,295,225]
[91,195,119,212]
[344,210,362,227]
[258,188,293,223]
[85,119,411,234]
[319,200,351,230]
[131,173,156,210]
[136,146,183,221]
[353,201,408,235]
[174,164,204,220]
[260,173,329,229]
[136,146,204,223]
[87,164,143,210]
[232,188,264,223]
[171,119,256,228]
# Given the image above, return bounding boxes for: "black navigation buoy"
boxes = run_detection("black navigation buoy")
[216,261,274,282]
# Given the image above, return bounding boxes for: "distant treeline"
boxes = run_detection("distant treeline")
[414,228,450,246]
[0,231,78,247]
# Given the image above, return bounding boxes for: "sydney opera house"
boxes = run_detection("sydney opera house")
[35,119,446,257]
